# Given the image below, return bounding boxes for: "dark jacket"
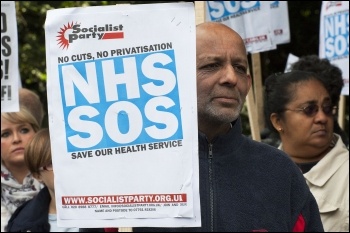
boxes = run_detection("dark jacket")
[6,186,106,232]
[134,118,324,232]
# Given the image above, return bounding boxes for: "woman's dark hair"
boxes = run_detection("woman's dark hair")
[290,55,343,106]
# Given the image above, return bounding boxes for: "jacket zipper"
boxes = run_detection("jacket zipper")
[208,143,214,232]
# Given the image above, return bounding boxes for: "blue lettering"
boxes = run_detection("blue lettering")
[59,51,183,152]
[324,12,349,59]
[207,1,259,21]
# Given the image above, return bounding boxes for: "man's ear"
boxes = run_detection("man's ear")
[246,74,252,90]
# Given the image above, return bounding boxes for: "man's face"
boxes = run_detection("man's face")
[196,24,251,127]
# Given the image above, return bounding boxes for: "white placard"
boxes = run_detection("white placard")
[319,1,349,95]
[205,1,276,53]
[45,2,200,228]
[270,1,290,45]
[1,1,19,112]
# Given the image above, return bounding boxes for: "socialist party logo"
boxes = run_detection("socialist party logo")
[57,22,124,50]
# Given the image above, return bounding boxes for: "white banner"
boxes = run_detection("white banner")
[319,1,349,95]
[45,2,200,228]
[205,1,289,53]
[270,1,290,45]
[1,1,19,112]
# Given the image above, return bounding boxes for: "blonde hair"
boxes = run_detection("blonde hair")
[1,106,40,133]
[24,128,51,175]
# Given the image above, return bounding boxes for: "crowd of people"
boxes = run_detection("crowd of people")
[1,21,348,232]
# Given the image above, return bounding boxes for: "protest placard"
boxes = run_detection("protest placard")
[270,1,290,45]
[319,1,349,96]
[205,1,276,53]
[45,2,200,228]
[1,1,19,112]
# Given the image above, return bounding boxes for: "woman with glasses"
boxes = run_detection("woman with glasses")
[289,55,349,149]
[1,89,44,232]
[264,70,349,232]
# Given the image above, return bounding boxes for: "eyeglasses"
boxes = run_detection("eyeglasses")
[39,163,53,172]
[284,104,337,117]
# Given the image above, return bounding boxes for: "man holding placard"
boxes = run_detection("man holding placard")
[134,22,324,232]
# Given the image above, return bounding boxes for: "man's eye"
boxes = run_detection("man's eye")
[233,65,247,74]
[202,63,220,69]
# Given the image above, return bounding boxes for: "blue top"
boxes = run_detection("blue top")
[134,117,324,232]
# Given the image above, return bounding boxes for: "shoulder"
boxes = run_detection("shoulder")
[242,136,308,186]
[314,135,349,179]
[6,187,50,231]
[242,136,293,163]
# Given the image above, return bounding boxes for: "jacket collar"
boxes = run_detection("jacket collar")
[303,135,349,187]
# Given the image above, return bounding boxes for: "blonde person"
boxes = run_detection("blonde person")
[1,88,44,231]
[264,70,349,231]
[1,106,42,232]
[6,128,116,232]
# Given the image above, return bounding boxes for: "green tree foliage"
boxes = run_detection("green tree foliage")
[15,1,348,136]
